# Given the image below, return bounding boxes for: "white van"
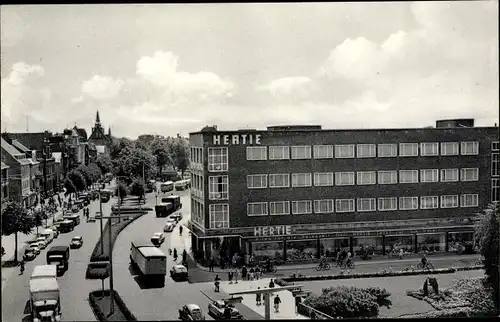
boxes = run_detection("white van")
[40,229,54,244]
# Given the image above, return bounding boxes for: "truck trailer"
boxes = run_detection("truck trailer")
[130,240,167,286]
[29,277,61,322]
[31,265,57,280]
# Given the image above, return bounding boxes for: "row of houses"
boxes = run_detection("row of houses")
[1,111,113,208]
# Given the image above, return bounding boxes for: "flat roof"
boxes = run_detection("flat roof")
[31,265,57,278]
[29,277,58,293]
[139,247,166,257]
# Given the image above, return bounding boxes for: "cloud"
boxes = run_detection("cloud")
[1,62,51,132]
[0,9,27,47]
[257,76,314,101]
[81,75,123,100]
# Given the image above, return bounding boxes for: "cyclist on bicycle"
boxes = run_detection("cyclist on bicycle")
[421,253,428,267]
[319,255,327,267]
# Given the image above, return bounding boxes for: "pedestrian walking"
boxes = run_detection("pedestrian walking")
[295,296,302,314]
[241,266,248,281]
[182,249,187,263]
[234,268,239,284]
[256,288,262,306]
[269,279,275,288]
[214,275,221,292]
[255,266,261,280]
[228,269,233,284]
[209,258,215,272]
[274,295,281,313]
[173,248,178,262]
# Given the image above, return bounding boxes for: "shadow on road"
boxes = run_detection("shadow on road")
[132,275,165,289]
[2,260,19,268]
[128,263,139,276]
[21,315,33,322]
[23,300,31,315]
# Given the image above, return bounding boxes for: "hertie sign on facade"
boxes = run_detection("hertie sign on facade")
[254,225,292,237]
[212,134,262,145]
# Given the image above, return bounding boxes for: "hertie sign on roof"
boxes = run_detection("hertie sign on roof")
[212,134,262,145]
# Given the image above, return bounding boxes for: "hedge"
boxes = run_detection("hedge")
[275,267,458,285]
[86,212,145,279]
[88,289,137,321]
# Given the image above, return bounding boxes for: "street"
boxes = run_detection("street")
[1,186,115,322]
[112,190,215,320]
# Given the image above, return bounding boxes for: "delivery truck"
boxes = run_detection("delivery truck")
[31,265,57,280]
[130,240,167,286]
[46,246,70,274]
[161,195,182,211]
[29,277,61,322]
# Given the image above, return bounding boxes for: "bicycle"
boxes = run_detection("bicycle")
[417,262,435,270]
[340,260,355,269]
[316,262,331,271]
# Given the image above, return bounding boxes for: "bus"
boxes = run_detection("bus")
[160,181,174,193]
[174,179,191,191]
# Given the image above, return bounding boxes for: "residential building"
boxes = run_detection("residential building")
[1,137,36,207]
[188,119,499,262]
[88,110,113,155]
[1,162,9,203]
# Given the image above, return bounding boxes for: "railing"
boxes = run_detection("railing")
[297,303,334,320]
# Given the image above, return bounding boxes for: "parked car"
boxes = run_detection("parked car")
[164,223,175,232]
[171,213,183,223]
[166,217,177,225]
[71,205,79,213]
[23,248,37,261]
[170,264,188,280]
[208,300,242,320]
[29,242,41,255]
[179,304,205,321]
[70,236,83,249]
[36,237,48,249]
[49,226,60,238]
[151,232,165,247]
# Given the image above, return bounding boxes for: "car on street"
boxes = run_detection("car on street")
[166,217,177,225]
[49,226,60,238]
[23,248,37,261]
[70,236,83,249]
[170,264,188,280]
[171,213,183,223]
[71,205,79,213]
[208,300,242,320]
[36,237,48,249]
[163,223,175,232]
[29,242,41,255]
[179,304,205,320]
[151,232,165,247]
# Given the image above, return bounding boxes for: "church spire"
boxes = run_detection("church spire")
[108,127,111,137]
[96,110,101,124]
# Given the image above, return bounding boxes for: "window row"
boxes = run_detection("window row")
[246,194,480,216]
[245,142,480,161]
[246,168,479,188]
[190,147,204,165]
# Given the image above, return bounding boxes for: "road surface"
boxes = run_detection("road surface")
[1,187,115,322]
[112,190,216,320]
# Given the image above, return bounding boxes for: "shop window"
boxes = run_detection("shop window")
[268,146,289,160]
[460,168,479,181]
[448,232,475,254]
[314,172,334,186]
[335,144,355,158]
[399,170,419,183]
[286,240,317,262]
[353,237,384,257]
[417,233,446,252]
[313,145,334,159]
[291,173,312,187]
[208,147,228,172]
[291,146,311,159]
[335,172,355,186]
[247,174,268,189]
[440,168,459,182]
[421,142,439,156]
[320,238,349,258]
[251,241,284,262]
[378,170,398,184]
[209,204,229,229]
[460,141,479,155]
[385,235,415,254]
[399,143,419,157]
[378,144,398,157]
[246,147,267,161]
[269,174,289,188]
[208,176,228,200]
[420,169,439,183]
[356,144,376,158]
[356,171,376,185]
[440,142,459,156]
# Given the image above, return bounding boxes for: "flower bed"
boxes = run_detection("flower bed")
[276,267,457,285]
[88,289,137,321]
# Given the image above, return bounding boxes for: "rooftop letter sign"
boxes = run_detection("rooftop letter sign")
[254,225,292,237]
[212,134,262,145]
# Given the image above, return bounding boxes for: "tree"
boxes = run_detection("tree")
[95,154,113,174]
[150,137,170,178]
[64,178,77,197]
[130,178,145,203]
[76,165,92,190]
[474,203,499,314]
[115,182,128,203]
[67,170,87,194]
[1,201,35,262]
[33,209,48,235]
[87,163,103,185]
[175,145,190,178]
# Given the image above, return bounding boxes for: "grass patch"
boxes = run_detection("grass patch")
[89,289,137,321]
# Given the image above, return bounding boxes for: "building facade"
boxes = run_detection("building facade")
[1,162,9,203]
[188,120,499,263]
[88,110,113,155]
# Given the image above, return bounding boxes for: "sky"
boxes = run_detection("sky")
[1,2,498,139]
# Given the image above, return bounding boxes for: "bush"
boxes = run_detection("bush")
[88,289,137,321]
[305,286,387,318]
